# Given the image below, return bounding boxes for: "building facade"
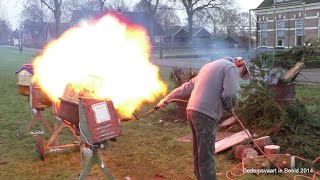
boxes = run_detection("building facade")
[253,0,320,50]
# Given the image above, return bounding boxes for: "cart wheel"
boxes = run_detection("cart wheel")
[16,129,23,140]
[36,135,45,161]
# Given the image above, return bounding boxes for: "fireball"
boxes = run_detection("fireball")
[32,13,167,117]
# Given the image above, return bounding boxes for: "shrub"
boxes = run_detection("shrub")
[237,52,320,160]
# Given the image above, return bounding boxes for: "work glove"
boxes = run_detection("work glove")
[155,98,169,109]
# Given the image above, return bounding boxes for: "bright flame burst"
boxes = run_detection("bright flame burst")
[32,13,167,117]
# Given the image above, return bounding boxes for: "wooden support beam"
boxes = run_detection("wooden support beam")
[215,129,251,153]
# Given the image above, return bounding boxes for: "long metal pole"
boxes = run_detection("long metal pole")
[273,6,276,65]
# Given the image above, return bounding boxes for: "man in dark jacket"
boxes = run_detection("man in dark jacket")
[156,57,250,180]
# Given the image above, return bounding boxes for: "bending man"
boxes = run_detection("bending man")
[156,57,250,180]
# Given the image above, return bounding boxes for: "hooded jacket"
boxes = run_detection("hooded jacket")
[164,58,240,121]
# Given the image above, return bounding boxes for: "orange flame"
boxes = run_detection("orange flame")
[32,13,167,117]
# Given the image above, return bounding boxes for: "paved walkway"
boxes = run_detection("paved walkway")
[297,68,320,84]
[153,58,320,84]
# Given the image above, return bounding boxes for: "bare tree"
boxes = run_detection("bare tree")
[144,0,159,17]
[40,0,63,38]
[0,0,3,12]
[134,0,159,17]
[237,12,249,36]
[133,0,161,36]
[98,0,106,11]
[64,0,100,23]
[0,0,3,16]
[173,0,231,43]
[0,19,10,43]
[21,0,50,23]
[105,0,129,13]
[0,0,11,44]
[220,8,239,37]
[193,10,207,28]
[0,0,10,37]
[65,0,97,11]
[204,8,223,36]
[0,0,8,20]
[156,4,180,30]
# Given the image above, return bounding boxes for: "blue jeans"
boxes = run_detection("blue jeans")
[187,110,218,180]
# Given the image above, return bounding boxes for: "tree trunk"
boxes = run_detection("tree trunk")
[234,145,258,161]
[54,0,61,38]
[187,13,193,44]
[55,13,60,38]
[99,0,105,12]
[213,23,217,36]
[283,62,305,82]
[149,16,155,37]
[268,154,295,169]
[264,145,280,155]
[243,155,295,170]
[243,156,271,170]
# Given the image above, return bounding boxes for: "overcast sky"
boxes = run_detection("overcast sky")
[2,0,263,29]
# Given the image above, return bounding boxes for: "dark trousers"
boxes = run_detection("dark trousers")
[187,110,218,180]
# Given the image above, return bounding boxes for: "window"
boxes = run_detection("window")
[277,20,285,47]
[296,36,303,46]
[295,19,303,46]
[261,22,268,47]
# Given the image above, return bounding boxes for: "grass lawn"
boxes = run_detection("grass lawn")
[0,46,319,179]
